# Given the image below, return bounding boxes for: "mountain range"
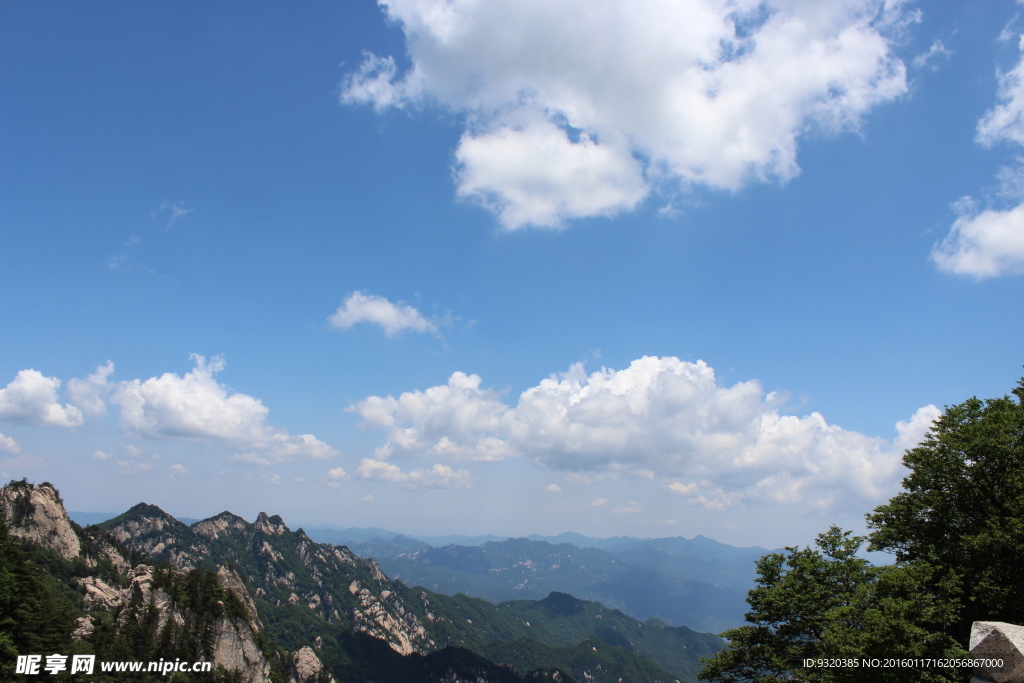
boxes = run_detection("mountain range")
[3,480,727,682]
[300,529,767,634]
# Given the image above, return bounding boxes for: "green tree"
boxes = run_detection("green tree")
[697,527,964,683]
[867,379,1024,642]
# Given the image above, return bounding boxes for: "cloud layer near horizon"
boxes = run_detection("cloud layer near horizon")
[343,0,910,228]
[350,357,939,511]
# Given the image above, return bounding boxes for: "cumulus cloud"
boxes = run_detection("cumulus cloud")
[591,498,609,507]
[351,356,938,511]
[67,361,115,416]
[613,502,642,514]
[933,38,1024,278]
[343,0,910,228]
[0,369,83,427]
[356,458,472,489]
[0,433,20,454]
[545,483,562,494]
[932,197,1024,278]
[326,466,349,489]
[111,354,336,463]
[348,371,513,462]
[329,291,438,337]
[171,463,187,476]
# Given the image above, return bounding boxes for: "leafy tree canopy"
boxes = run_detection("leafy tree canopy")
[867,378,1024,639]
[699,377,1024,682]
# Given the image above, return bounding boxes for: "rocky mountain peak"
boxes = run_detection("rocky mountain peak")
[194,511,253,540]
[255,512,289,535]
[0,479,81,559]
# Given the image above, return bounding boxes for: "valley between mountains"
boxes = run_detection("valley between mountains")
[2,479,750,682]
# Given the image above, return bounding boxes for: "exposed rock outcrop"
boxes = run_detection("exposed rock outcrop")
[115,563,273,683]
[287,646,335,683]
[80,576,123,611]
[195,511,252,541]
[103,503,210,571]
[255,512,289,536]
[217,564,264,632]
[210,615,272,683]
[0,480,81,559]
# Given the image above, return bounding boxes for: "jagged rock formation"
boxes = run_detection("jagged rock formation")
[0,480,81,558]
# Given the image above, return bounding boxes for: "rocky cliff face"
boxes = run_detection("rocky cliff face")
[0,480,81,559]
[114,563,274,683]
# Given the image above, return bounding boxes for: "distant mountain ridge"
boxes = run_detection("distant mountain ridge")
[303,528,771,633]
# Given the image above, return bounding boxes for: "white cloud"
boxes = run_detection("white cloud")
[327,466,349,489]
[893,404,941,455]
[613,502,642,514]
[545,483,563,494]
[362,494,374,502]
[171,463,187,475]
[933,39,1024,278]
[117,460,154,475]
[454,115,648,228]
[343,0,909,229]
[155,200,192,231]
[329,291,437,337]
[352,356,936,512]
[932,199,1024,278]
[0,369,83,427]
[67,361,115,416]
[591,498,609,507]
[111,354,336,463]
[911,39,951,70]
[92,450,111,461]
[348,371,513,462]
[0,433,20,454]
[356,458,472,489]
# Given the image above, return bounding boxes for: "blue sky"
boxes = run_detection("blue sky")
[1,0,1022,548]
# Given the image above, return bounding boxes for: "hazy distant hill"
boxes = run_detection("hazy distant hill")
[304,528,770,633]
